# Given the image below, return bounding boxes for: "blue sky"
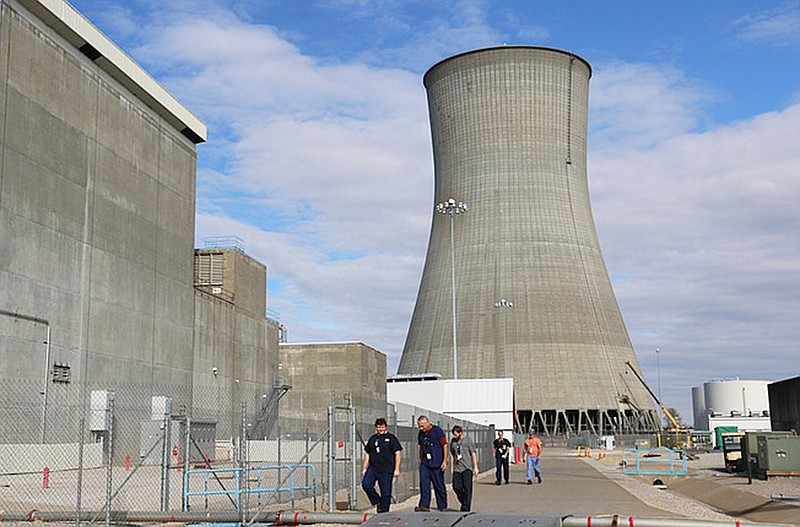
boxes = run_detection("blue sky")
[70,0,800,422]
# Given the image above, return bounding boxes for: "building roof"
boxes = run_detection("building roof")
[20,0,207,143]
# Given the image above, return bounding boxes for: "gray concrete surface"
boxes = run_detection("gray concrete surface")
[399,46,658,434]
[394,450,673,518]
[391,449,800,525]
[466,454,671,518]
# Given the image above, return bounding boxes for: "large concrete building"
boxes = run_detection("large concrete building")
[0,0,280,447]
[277,342,387,433]
[399,46,658,435]
[192,247,282,438]
[1,0,203,391]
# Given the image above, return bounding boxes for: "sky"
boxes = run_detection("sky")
[70,0,800,423]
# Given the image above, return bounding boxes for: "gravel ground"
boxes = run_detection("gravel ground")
[586,449,800,521]
[684,450,800,500]
[586,451,734,521]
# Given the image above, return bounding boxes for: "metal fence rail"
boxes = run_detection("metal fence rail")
[0,379,498,525]
[183,463,318,511]
[622,448,688,475]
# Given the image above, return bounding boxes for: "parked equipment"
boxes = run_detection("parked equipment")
[625,362,691,448]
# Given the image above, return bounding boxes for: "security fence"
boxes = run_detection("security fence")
[0,379,495,525]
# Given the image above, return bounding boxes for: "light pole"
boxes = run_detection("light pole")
[494,299,514,377]
[436,197,468,379]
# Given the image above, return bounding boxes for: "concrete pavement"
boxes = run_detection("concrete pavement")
[395,450,674,518]
[468,452,673,518]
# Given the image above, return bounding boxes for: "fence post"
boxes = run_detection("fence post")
[305,428,310,500]
[161,400,172,512]
[327,403,336,511]
[182,416,191,511]
[348,394,357,511]
[239,401,247,522]
[75,410,86,525]
[277,425,282,503]
[105,393,115,527]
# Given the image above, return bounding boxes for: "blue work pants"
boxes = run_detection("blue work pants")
[418,464,447,511]
[495,456,509,483]
[361,466,393,512]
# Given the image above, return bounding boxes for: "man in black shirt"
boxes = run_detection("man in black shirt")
[361,417,403,513]
[492,430,512,485]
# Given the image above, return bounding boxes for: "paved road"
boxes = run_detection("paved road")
[394,450,674,518]
[468,452,672,518]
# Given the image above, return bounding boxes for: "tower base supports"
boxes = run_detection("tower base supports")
[517,408,659,436]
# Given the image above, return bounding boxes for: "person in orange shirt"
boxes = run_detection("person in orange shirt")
[524,431,543,484]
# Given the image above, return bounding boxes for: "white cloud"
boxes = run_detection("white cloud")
[733,3,800,46]
[589,61,717,150]
[144,9,436,366]
[590,94,800,418]
[83,0,799,420]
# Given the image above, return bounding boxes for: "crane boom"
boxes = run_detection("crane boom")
[625,361,683,430]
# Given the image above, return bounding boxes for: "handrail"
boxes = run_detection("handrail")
[622,448,687,475]
[183,464,317,511]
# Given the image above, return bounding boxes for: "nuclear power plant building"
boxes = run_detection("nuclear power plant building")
[399,47,659,435]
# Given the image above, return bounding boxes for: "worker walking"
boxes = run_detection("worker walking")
[415,415,448,511]
[450,425,479,511]
[524,431,543,484]
[493,430,512,485]
[361,418,403,513]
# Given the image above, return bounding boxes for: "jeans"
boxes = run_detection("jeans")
[495,456,509,483]
[419,464,447,510]
[526,455,541,481]
[452,470,473,511]
[362,466,393,512]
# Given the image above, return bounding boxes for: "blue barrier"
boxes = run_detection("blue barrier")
[183,464,317,511]
[621,447,688,475]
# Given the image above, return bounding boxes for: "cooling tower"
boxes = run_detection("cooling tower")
[398,46,659,435]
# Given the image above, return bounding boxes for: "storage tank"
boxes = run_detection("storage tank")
[692,385,708,430]
[398,46,658,435]
[704,380,770,417]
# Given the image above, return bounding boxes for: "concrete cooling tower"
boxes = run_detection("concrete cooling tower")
[398,46,659,435]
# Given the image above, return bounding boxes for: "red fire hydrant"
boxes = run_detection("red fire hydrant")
[42,466,50,489]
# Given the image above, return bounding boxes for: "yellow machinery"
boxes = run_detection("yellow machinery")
[625,361,691,449]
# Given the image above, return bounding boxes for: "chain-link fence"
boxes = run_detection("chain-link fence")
[0,380,496,525]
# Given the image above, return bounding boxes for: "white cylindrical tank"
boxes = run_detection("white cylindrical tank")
[703,380,770,418]
[692,386,707,430]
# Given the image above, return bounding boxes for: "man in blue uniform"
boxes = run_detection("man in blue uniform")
[415,415,448,512]
[493,430,512,485]
[361,417,403,513]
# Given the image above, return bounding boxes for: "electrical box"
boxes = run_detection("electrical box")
[151,396,172,420]
[90,390,114,431]
[599,435,616,451]
[139,418,217,466]
[757,435,800,473]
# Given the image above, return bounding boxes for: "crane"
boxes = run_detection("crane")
[624,361,690,447]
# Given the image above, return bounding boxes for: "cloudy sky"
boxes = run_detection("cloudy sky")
[70,0,799,421]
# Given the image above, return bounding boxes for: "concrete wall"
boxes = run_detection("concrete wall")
[0,442,103,474]
[0,0,197,397]
[192,289,280,438]
[278,342,387,432]
[399,46,658,433]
